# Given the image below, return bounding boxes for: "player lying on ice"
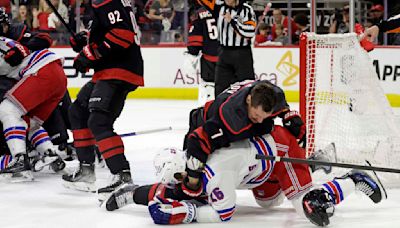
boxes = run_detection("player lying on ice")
[0,36,67,181]
[103,125,387,227]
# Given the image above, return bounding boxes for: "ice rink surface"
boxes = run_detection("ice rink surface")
[1,100,400,228]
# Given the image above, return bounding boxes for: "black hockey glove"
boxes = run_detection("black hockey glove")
[282,110,306,140]
[4,43,30,67]
[73,44,99,73]
[302,189,335,227]
[69,31,89,53]
[180,155,204,197]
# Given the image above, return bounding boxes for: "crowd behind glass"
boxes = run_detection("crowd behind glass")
[1,0,399,46]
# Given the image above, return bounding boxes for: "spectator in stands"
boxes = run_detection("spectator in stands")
[293,13,309,44]
[170,0,183,30]
[329,5,350,34]
[32,0,54,32]
[11,4,32,29]
[369,4,384,44]
[274,24,289,45]
[148,0,175,31]
[271,8,297,40]
[255,23,272,45]
[48,0,69,44]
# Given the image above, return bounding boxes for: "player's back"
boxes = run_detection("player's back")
[203,134,277,191]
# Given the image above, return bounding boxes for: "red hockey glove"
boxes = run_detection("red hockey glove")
[69,31,89,53]
[282,110,306,140]
[73,44,99,73]
[4,43,30,67]
[355,23,375,52]
[148,196,197,225]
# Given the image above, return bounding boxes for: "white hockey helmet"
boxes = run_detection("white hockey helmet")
[153,147,186,186]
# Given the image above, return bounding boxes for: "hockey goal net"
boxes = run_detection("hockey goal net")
[299,32,400,187]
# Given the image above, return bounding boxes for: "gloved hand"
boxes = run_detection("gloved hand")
[148,196,197,224]
[4,43,30,67]
[73,44,99,73]
[282,110,306,140]
[69,31,89,53]
[181,155,204,197]
[183,52,200,76]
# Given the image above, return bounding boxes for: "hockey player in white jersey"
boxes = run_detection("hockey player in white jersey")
[104,125,386,226]
[0,37,67,180]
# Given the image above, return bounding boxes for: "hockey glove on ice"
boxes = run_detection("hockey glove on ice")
[69,31,89,53]
[148,196,197,224]
[302,189,335,227]
[4,43,30,67]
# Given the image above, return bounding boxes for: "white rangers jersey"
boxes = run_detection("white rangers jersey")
[199,134,277,222]
[0,37,63,79]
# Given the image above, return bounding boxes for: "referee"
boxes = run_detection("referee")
[196,0,257,96]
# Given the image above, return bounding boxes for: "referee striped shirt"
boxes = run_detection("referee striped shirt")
[197,0,256,47]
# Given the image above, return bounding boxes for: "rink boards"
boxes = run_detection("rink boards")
[50,46,400,107]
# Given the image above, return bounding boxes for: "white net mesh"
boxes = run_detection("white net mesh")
[301,33,400,187]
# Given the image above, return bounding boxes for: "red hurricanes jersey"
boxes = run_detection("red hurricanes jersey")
[89,0,144,86]
[188,8,219,63]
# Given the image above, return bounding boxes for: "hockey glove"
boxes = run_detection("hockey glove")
[181,155,204,197]
[4,43,30,67]
[282,111,306,140]
[302,189,335,227]
[69,31,89,53]
[148,196,197,224]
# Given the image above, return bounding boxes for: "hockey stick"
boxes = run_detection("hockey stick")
[44,0,77,40]
[255,2,272,32]
[256,154,400,174]
[119,126,173,137]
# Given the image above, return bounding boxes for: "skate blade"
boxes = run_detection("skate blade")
[34,157,59,172]
[365,160,388,201]
[63,180,96,193]
[0,171,34,182]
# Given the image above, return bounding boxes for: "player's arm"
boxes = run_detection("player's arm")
[149,172,237,224]
[187,19,203,56]
[378,14,400,33]
[229,5,256,39]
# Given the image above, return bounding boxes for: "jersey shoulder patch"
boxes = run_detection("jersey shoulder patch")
[92,0,113,8]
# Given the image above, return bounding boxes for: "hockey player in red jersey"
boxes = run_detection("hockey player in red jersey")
[181,80,305,198]
[62,0,144,198]
[104,126,386,226]
[185,6,219,105]
[0,37,67,180]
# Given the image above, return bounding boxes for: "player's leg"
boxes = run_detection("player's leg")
[105,182,198,211]
[251,179,285,209]
[62,82,97,192]
[214,50,235,96]
[198,58,216,105]
[233,48,255,85]
[87,79,137,198]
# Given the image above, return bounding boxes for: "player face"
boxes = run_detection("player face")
[248,105,272,123]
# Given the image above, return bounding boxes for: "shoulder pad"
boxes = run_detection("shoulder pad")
[9,23,27,41]
[92,0,113,8]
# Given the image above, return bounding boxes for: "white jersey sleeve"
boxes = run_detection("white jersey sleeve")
[196,134,277,222]
[0,36,63,80]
